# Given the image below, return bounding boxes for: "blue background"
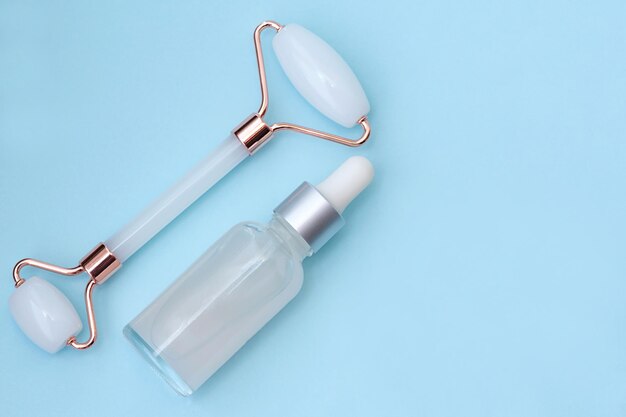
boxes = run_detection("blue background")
[1,1,625,416]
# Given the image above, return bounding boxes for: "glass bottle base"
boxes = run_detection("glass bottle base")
[123,325,193,396]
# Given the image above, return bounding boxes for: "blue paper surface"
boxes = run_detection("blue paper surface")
[1,1,625,416]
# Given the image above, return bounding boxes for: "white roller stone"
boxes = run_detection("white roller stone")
[273,24,370,128]
[9,277,82,353]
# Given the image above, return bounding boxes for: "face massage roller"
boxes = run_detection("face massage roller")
[8,21,371,353]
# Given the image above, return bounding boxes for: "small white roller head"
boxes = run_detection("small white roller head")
[272,24,370,128]
[316,156,374,214]
[9,277,82,353]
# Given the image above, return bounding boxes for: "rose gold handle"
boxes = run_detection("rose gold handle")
[272,116,371,147]
[13,258,83,288]
[67,279,98,349]
[255,20,282,118]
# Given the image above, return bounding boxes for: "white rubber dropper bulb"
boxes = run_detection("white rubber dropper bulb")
[316,156,374,214]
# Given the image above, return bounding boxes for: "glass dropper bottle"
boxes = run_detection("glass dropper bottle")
[124,156,375,396]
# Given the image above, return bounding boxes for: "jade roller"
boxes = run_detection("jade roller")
[8,21,371,353]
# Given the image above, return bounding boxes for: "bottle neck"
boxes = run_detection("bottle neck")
[268,215,313,261]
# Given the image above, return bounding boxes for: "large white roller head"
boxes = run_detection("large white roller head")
[9,277,82,353]
[272,24,370,128]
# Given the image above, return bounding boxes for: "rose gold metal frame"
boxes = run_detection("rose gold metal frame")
[12,243,120,350]
[233,21,372,154]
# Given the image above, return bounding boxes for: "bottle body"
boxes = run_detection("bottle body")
[124,216,311,396]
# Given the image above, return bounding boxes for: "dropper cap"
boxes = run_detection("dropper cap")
[274,157,374,252]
